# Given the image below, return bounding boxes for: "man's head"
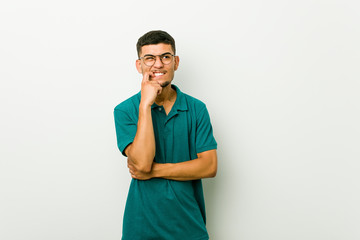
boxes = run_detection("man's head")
[136,30,179,88]
[136,30,176,58]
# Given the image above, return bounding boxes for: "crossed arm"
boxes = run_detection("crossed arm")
[123,103,217,181]
[127,149,217,181]
[124,101,217,181]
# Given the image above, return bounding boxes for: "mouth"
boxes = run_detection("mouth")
[152,72,165,78]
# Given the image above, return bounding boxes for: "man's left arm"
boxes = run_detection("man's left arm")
[128,149,217,181]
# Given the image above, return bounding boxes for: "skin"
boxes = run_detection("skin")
[125,43,217,181]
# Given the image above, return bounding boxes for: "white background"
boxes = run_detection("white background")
[1,0,359,239]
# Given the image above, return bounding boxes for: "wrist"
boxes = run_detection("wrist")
[151,162,165,178]
[139,101,152,111]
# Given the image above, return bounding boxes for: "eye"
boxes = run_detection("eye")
[162,54,172,59]
[144,56,155,61]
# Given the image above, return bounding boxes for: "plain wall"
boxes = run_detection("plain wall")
[1,0,359,239]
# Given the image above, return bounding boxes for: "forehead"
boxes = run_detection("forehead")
[140,43,173,56]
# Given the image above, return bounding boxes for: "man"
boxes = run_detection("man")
[114,30,217,240]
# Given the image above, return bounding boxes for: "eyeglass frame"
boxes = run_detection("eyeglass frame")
[138,52,176,67]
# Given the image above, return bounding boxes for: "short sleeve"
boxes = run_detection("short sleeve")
[195,106,217,154]
[114,109,137,157]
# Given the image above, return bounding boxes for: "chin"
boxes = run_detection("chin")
[160,81,171,88]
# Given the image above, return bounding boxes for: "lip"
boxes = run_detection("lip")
[152,72,166,78]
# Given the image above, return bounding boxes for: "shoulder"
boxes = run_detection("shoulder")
[182,92,207,116]
[114,92,140,113]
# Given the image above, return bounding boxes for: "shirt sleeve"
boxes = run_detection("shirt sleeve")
[113,109,137,157]
[195,106,217,154]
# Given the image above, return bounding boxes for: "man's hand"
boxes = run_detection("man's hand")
[127,159,155,180]
[140,71,162,107]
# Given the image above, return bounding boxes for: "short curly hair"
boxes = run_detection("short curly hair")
[136,30,176,58]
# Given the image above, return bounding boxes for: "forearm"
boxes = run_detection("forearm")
[127,104,155,172]
[152,150,217,181]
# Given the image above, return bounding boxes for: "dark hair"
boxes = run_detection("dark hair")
[136,30,176,58]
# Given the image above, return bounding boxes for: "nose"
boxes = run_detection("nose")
[152,56,164,68]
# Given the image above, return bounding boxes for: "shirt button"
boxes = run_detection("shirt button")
[158,108,162,111]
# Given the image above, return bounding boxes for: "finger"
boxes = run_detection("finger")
[142,71,150,83]
[148,72,155,81]
[127,159,134,167]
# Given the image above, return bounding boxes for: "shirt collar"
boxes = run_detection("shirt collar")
[171,84,188,111]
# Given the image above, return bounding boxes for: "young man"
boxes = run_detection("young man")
[114,30,217,240]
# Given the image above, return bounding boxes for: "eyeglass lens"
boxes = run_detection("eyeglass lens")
[143,54,173,66]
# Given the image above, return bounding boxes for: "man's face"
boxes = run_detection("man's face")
[136,43,179,88]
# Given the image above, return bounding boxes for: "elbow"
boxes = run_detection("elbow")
[204,167,216,178]
[208,165,217,178]
[128,157,152,173]
[198,150,217,179]
[135,163,152,173]
[129,157,153,173]
[211,168,217,178]
[127,148,154,173]
[206,156,217,178]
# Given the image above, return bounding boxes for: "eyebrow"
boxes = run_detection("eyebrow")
[143,52,172,57]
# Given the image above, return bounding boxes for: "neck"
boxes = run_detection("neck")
[155,84,176,105]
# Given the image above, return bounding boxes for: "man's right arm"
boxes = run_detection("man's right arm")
[124,104,155,173]
[124,72,161,173]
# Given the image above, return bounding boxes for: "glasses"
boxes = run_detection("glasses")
[139,53,175,67]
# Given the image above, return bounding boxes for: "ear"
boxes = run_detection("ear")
[174,56,180,71]
[135,59,143,74]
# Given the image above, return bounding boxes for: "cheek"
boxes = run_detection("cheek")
[166,71,175,78]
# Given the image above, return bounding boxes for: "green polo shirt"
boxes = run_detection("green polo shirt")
[114,85,217,240]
